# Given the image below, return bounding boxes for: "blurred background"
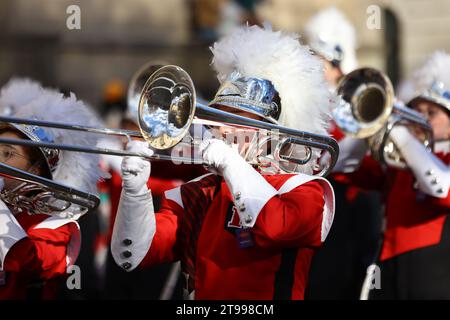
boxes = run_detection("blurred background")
[2,0,450,110]
[2,0,450,300]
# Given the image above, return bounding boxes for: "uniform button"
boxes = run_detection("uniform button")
[431,178,439,185]
[123,239,132,246]
[122,250,132,258]
[426,169,434,176]
[122,262,132,270]
[244,215,253,224]
[437,188,444,194]
[235,192,241,201]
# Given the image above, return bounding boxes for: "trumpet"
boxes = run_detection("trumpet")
[334,67,433,169]
[0,65,339,177]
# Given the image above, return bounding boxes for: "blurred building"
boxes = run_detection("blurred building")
[2,0,448,109]
[258,0,450,88]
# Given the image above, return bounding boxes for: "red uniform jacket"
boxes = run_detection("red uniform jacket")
[138,173,335,300]
[97,162,206,245]
[334,146,450,261]
[0,207,80,299]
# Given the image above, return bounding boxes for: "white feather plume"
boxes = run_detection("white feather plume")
[0,78,51,115]
[403,51,450,103]
[1,84,105,195]
[304,6,358,74]
[397,78,416,104]
[211,24,332,135]
[210,24,334,174]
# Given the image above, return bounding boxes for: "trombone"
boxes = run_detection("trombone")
[0,65,339,177]
[334,67,433,169]
[0,162,99,216]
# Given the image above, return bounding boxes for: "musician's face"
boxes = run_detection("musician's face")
[321,58,343,87]
[411,99,450,140]
[0,130,44,190]
[216,106,262,155]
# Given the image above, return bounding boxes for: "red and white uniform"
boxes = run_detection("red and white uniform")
[113,172,334,300]
[0,201,80,299]
[334,141,450,260]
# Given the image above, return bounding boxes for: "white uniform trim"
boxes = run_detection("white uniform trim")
[434,140,450,154]
[165,187,184,209]
[278,173,335,242]
[0,201,27,271]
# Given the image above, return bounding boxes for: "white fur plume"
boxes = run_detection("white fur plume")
[402,51,450,103]
[397,78,416,104]
[211,24,332,136]
[304,6,358,74]
[210,24,334,174]
[5,87,106,195]
[0,78,51,115]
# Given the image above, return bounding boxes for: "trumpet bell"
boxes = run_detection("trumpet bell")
[138,65,196,150]
[335,67,434,169]
[335,68,394,138]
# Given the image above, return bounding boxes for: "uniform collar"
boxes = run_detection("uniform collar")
[434,139,450,154]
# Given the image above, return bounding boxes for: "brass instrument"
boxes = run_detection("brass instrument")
[334,67,433,168]
[0,65,339,177]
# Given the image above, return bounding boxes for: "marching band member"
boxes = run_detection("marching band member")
[0,79,104,299]
[97,78,205,299]
[111,25,336,300]
[304,6,379,299]
[334,51,450,299]
[305,6,358,93]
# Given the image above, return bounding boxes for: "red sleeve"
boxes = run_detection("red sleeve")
[251,181,326,249]
[421,189,450,210]
[140,198,182,268]
[333,155,386,191]
[3,224,72,281]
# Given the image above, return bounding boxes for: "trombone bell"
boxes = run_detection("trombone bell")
[138,65,196,150]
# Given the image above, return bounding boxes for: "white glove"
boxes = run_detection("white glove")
[390,126,450,198]
[200,139,277,228]
[121,140,154,195]
[331,136,369,173]
[112,141,155,272]
[200,138,239,175]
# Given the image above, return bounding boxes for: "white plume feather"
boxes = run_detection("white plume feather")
[0,78,51,115]
[405,51,450,103]
[210,24,334,174]
[211,24,332,135]
[1,85,105,194]
[304,6,358,73]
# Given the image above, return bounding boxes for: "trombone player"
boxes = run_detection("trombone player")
[0,79,104,299]
[111,25,336,300]
[333,51,450,299]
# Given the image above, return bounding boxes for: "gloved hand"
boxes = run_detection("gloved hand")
[121,140,154,195]
[330,136,369,173]
[199,138,278,228]
[199,138,241,175]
